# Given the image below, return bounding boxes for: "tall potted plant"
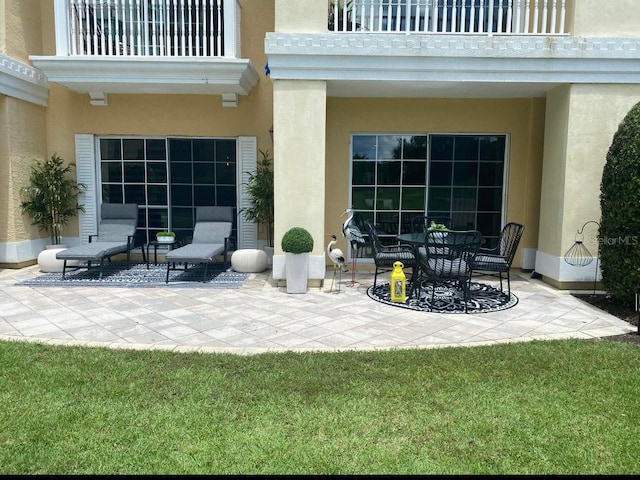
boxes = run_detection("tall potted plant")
[242,149,275,261]
[281,226,314,294]
[20,154,85,271]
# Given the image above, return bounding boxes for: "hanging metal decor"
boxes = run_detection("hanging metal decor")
[563,220,601,294]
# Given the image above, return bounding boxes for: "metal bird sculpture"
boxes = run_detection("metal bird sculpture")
[326,233,347,293]
[341,208,365,286]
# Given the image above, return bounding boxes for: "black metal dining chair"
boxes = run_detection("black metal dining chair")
[470,222,525,297]
[412,229,484,313]
[364,220,416,287]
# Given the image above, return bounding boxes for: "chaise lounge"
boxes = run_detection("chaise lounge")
[56,203,142,279]
[165,206,234,283]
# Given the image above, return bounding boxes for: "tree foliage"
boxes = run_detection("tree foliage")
[20,154,85,245]
[599,101,640,307]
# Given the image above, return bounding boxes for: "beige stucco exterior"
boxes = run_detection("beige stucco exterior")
[572,0,640,37]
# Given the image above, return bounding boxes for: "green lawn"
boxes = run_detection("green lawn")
[1,338,638,474]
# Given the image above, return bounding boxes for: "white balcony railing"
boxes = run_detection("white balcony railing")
[55,0,240,57]
[329,0,567,35]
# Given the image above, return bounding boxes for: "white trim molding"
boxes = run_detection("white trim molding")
[0,54,49,106]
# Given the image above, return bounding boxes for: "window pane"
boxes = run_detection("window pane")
[124,185,145,205]
[146,139,166,160]
[169,139,192,162]
[402,135,427,159]
[454,136,479,161]
[170,163,192,183]
[452,187,477,211]
[194,163,215,184]
[352,162,375,185]
[430,136,453,160]
[101,163,122,182]
[353,135,376,159]
[479,162,503,186]
[378,136,402,160]
[123,139,145,160]
[428,187,451,211]
[479,136,505,161]
[172,207,194,229]
[147,163,167,183]
[402,187,425,210]
[194,186,215,206]
[377,161,401,185]
[478,187,502,211]
[147,185,167,205]
[171,185,193,206]
[403,161,426,185]
[452,212,476,231]
[100,139,122,160]
[216,186,235,206]
[429,162,452,186]
[148,208,169,229]
[193,139,214,161]
[353,187,375,210]
[376,187,400,210]
[477,212,502,239]
[453,163,478,187]
[102,184,123,203]
[216,140,236,163]
[216,162,235,184]
[124,162,145,183]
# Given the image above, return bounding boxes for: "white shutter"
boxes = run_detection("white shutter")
[237,136,258,249]
[75,134,98,244]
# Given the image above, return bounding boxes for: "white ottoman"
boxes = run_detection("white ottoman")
[231,249,268,273]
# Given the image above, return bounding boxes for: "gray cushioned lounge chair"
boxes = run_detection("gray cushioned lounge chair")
[165,206,234,283]
[56,203,142,279]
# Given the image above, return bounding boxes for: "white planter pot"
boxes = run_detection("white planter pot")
[285,252,309,294]
[37,245,78,273]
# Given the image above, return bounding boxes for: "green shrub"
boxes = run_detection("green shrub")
[599,101,640,307]
[281,227,314,254]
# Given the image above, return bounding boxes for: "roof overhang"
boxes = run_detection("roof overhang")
[29,56,260,106]
[265,34,640,98]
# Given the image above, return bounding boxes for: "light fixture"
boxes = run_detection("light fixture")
[269,125,274,143]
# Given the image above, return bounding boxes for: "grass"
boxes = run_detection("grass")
[1,338,639,474]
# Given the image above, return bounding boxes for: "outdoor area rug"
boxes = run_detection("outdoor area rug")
[367,281,518,314]
[15,263,249,289]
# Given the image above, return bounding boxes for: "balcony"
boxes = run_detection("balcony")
[266,1,640,99]
[30,0,259,106]
[328,0,567,35]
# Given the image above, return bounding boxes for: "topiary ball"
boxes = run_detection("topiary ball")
[281,227,314,254]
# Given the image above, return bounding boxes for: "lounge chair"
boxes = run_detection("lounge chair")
[56,203,142,279]
[165,206,234,283]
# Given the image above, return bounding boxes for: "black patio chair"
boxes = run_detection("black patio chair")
[412,229,483,313]
[364,220,416,287]
[470,222,525,297]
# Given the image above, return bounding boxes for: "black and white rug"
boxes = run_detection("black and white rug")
[367,281,518,314]
[16,263,249,289]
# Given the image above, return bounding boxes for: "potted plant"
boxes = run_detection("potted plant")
[20,154,85,272]
[156,231,176,243]
[241,149,274,262]
[427,221,449,241]
[281,226,314,294]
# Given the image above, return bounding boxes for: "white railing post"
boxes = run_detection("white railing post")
[55,0,72,55]
[223,0,238,57]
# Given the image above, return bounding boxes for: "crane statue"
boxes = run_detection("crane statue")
[326,233,348,293]
[341,208,365,286]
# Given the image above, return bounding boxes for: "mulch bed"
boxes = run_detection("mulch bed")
[573,293,640,345]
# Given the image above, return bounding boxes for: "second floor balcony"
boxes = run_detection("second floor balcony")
[30,0,259,107]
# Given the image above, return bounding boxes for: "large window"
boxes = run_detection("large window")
[350,133,507,259]
[99,137,236,245]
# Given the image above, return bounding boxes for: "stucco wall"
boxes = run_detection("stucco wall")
[275,0,326,33]
[3,0,43,61]
[325,97,546,269]
[571,0,640,37]
[536,84,640,284]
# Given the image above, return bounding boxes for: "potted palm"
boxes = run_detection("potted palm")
[281,226,314,293]
[20,154,85,272]
[241,149,274,263]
